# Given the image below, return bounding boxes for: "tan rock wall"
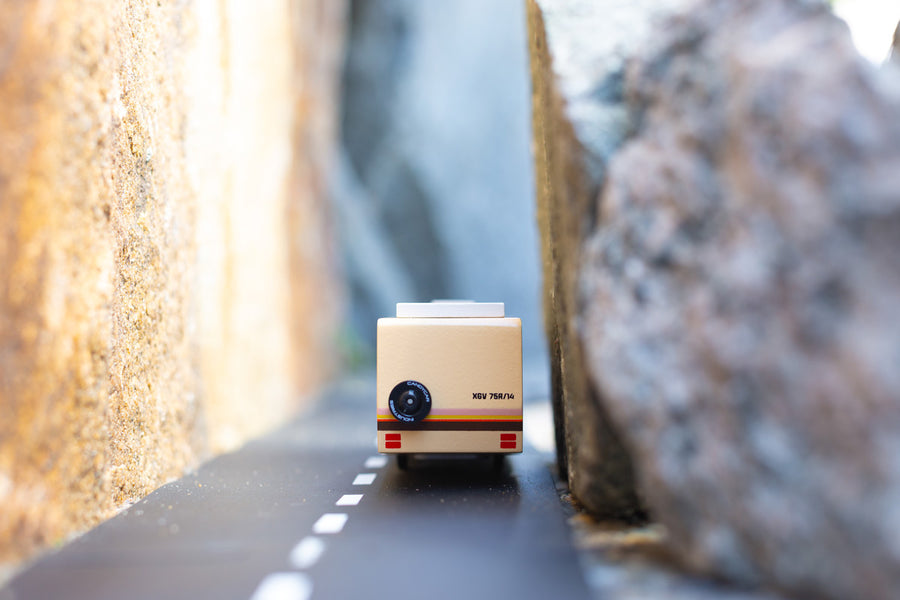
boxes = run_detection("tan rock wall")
[0,0,343,569]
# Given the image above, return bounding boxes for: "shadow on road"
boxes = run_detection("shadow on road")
[373,454,522,515]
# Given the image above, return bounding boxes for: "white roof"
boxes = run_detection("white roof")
[395,301,505,318]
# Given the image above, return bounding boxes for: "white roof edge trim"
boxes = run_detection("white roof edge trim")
[395,301,506,318]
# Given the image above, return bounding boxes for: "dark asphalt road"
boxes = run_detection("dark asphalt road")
[2,379,589,600]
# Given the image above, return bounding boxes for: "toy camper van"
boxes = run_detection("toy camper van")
[376,301,523,469]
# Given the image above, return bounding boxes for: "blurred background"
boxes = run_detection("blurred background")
[332,0,545,371]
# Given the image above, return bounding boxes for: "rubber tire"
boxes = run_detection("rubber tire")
[396,454,409,471]
[491,454,506,473]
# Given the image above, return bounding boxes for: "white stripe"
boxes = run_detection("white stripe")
[352,473,376,486]
[395,301,504,318]
[364,455,388,469]
[250,572,312,600]
[312,513,348,535]
[336,494,363,506]
[288,536,326,570]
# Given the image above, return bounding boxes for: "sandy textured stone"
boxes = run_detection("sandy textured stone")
[0,0,343,570]
[580,1,900,598]
[185,0,344,452]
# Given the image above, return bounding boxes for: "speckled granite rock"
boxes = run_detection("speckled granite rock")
[570,519,786,600]
[527,0,682,519]
[0,0,343,570]
[581,1,900,598]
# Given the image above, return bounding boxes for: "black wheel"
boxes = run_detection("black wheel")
[491,454,506,473]
[396,453,409,471]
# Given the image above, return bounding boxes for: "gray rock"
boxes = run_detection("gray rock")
[527,0,684,518]
[535,0,684,184]
[580,0,900,598]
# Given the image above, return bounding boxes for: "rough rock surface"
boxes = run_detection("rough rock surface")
[0,0,343,570]
[580,1,900,598]
[337,0,545,364]
[527,0,681,518]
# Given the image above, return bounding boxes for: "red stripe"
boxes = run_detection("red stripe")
[500,441,517,449]
[385,441,401,449]
[385,433,401,441]
[376,419,522,423]
[500,434,517,441]
[423,419,521,423]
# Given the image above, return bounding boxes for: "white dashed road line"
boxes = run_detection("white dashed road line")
[352,473,376,486]
[251,454,387,599]
[250,572,312,600]
[289,536,326,570]
[336,494,364,506]
[364,455,388,469]
[312,513,349,535]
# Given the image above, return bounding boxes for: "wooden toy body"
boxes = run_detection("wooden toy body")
[376,302,523,455]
